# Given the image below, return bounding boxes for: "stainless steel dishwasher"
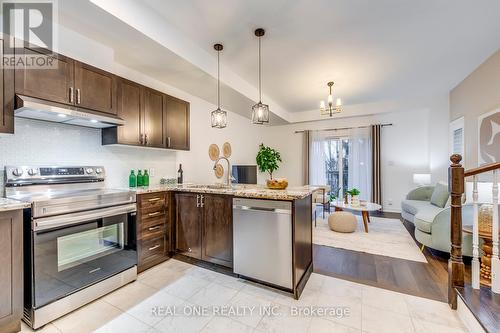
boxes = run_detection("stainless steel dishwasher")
[233,198,293,289]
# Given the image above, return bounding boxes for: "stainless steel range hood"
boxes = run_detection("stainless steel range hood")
[15,95,124,128]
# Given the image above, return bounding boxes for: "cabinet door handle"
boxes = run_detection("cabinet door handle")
[69,87,74,103]
[148,244,161,251]
[148,197,161,202]
[148,226,161,231]
[167,137,171,148]
[196,195,200,208]
[148,211,161,217]
[144,133,148,145]
[200,195,204,208]
[76,88,81,104]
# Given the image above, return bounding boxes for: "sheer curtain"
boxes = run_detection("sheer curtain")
[309,130,328,185]
[347,127,372,201]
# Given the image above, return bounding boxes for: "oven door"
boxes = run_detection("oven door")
[32,203,137,308]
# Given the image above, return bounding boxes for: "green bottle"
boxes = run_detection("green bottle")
[143,169,150,187]
[129,170,136,188]
[137,169,143,187]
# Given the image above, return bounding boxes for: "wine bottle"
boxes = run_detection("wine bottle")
[143,169,150,187]
[177,164,183,184]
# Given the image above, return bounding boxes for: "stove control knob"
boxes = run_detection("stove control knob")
[95,168,103,174]
[12,168,23,177]
[28,168,38,176]
[86,168,94,174]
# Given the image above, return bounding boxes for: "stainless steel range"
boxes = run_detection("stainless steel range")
[5,165,137,329]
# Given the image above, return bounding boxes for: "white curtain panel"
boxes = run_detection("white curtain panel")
[309,130,328,185]
[347,127,372,201]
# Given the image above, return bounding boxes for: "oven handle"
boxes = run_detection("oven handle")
[33,203,137,232]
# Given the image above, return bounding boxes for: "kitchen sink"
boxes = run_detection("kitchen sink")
[185,184,233,190]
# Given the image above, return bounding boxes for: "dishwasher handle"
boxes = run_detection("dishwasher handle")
[233,204,291,215]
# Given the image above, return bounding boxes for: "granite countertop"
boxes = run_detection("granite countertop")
[0,197,31,212]
[128,184,319,201]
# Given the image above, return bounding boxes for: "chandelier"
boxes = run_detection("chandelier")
[320,81,342,117]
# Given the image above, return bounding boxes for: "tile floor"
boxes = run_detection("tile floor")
[21,259,469,333]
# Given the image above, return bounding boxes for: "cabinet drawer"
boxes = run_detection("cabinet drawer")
[141,220,166,239]
[139,236,165,261]
[139,193,167,210]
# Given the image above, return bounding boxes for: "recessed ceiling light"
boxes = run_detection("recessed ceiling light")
[90,119,98,123]
[57,114,67,118]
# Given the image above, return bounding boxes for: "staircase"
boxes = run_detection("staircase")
[448,155,500,333]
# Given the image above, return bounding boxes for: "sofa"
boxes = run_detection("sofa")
[401,183,473,256]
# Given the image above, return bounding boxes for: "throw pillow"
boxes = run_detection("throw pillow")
[430,181,449,208]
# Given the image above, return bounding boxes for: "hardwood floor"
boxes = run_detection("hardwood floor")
[312,208,471,302]
[456,285,500,333]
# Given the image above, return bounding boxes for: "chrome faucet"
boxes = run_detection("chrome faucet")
[213,156,234,186]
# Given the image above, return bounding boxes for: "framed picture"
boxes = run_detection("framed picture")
[478,108,500,165]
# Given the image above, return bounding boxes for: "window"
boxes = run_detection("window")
[449,117,465,158]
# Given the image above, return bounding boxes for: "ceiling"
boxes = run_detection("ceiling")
[141,0,500,112]
[59,0,500,122]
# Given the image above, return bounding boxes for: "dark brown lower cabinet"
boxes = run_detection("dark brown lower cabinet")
[137,192,170,272]
[175,192,202,259]
[0,210,23,333]
[176,192,233,268]
[202,195,233,267]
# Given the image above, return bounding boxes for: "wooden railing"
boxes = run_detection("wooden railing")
[448,154,500,309]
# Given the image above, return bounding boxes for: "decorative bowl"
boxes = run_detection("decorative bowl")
[266,178,288,190]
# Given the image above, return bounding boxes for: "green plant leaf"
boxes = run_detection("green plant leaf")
[256,143,282,179]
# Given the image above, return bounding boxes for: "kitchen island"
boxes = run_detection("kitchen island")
[131,184,316,299]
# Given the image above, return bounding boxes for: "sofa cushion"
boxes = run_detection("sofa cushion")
[414,205,446,233]
[401,199,430,216]
[430,182,449,208]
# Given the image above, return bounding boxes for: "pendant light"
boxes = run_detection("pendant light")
[211,43,227,128]
[251,28,269,124]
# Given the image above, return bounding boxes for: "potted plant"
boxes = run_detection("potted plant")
[346,188,361,206]
[256,143,287,189]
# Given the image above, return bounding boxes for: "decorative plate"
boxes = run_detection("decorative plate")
[214,163,224,178]
[222,142,232,158]
[208,144,220,161]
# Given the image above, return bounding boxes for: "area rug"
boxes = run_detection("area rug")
[313,215,427,263]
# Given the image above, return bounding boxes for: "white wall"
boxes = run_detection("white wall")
[0,118,177,193]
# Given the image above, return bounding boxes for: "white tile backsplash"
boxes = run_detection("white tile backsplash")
[0,118,177,194]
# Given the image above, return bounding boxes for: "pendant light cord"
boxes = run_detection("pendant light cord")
[217,50,220,108]
[258,36,262,103]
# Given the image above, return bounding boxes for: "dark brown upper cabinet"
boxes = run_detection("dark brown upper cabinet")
[74,61,117,115]
[103,78,142,146]
[164,95,190,150]
[0,34,15,134]
[14,47,74,106]
[15,48,117,115]
[143,87,164,148]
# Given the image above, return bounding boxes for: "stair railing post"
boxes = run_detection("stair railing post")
[472,175,480,289]
[492,170,499,293]
[448,154,465,309]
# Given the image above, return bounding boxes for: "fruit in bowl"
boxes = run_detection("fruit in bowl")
[266,178,288,190]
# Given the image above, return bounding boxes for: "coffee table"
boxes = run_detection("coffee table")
[331,201,382,233]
